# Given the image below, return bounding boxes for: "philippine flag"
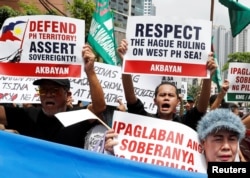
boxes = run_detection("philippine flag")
[0,20,26,41]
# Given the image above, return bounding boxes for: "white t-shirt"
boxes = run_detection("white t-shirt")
[84,124,107,152]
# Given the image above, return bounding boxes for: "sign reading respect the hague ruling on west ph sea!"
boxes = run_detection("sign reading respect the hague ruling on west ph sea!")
[123,16,211,78]
[0,15,85,78]
[112,111,207,173]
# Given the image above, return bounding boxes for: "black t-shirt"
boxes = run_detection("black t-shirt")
[4,106,97,148]
[127,98,205,131]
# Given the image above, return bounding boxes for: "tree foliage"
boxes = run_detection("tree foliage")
[19,3,42,15]
[1,0,96,34]
[67,0,95,35]
[222,52,250,71]
[0,6,20,29]
[187,84,201,102]
[0,3,41,29]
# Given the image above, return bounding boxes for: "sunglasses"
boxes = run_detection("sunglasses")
[36,87,61,96]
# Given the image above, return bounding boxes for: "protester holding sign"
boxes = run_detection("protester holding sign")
[118,39,216,131]
[104,39,216,157]
[0,44,106,149]
[209,79,243,117]
[197,108,246,163]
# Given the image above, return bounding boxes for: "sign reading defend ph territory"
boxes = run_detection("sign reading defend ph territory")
[208,162,250,178]
[123,16,211,78]
[0,15,85,78]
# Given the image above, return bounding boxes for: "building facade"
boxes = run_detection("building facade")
[211,24,250,92]
[0,0,66,15]
[110,0,155,28]
[143,0,153,16]
[110,0,143,28]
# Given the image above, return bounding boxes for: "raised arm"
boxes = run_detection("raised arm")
[118,39,138,105]
[242,114,250,129]
[178,94,184,116]
[0,106,7,125]
[196,53,217,113]
[82,44,106,116]
[210,79,229,110]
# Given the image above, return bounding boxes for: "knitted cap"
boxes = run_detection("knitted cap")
[197,108,246,141]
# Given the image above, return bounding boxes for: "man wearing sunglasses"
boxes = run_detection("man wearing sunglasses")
[0,44,106,149]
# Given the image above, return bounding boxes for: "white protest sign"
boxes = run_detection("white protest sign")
[70,62,123,105]
[0,15,85,78]
[0,62,163,114]
[112,111,206,173]
[162,76,182,89]
[0,76,40,103]
[71,62,162,113]
[123,16,211,78]
[181,81,188,100]
[0,76,81,103]
[55,109,110,129]
[55,109,98,127]
[131,74,162,112]
[227,62,250,102]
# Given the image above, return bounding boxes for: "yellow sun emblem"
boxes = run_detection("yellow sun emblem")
[13,27,23,36]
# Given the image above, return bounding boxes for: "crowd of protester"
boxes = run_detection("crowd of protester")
[0,37,249,175]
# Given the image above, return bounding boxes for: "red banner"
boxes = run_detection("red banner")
[124,60,207,77]
[0,63,81,77]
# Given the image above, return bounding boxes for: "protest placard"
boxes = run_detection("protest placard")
[55,109,110,129]
[0,76,40,103]
[227,62,250,102]
[181,81,188,100]
[0,76,80,104]
[122,16,211,78]
[112,111,206,173]
[162,76,182,89]
[71,62,163,113]
[0,62,163,114]
[0,15,85,78]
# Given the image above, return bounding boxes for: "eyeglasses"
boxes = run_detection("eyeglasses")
[36,87,61,96]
